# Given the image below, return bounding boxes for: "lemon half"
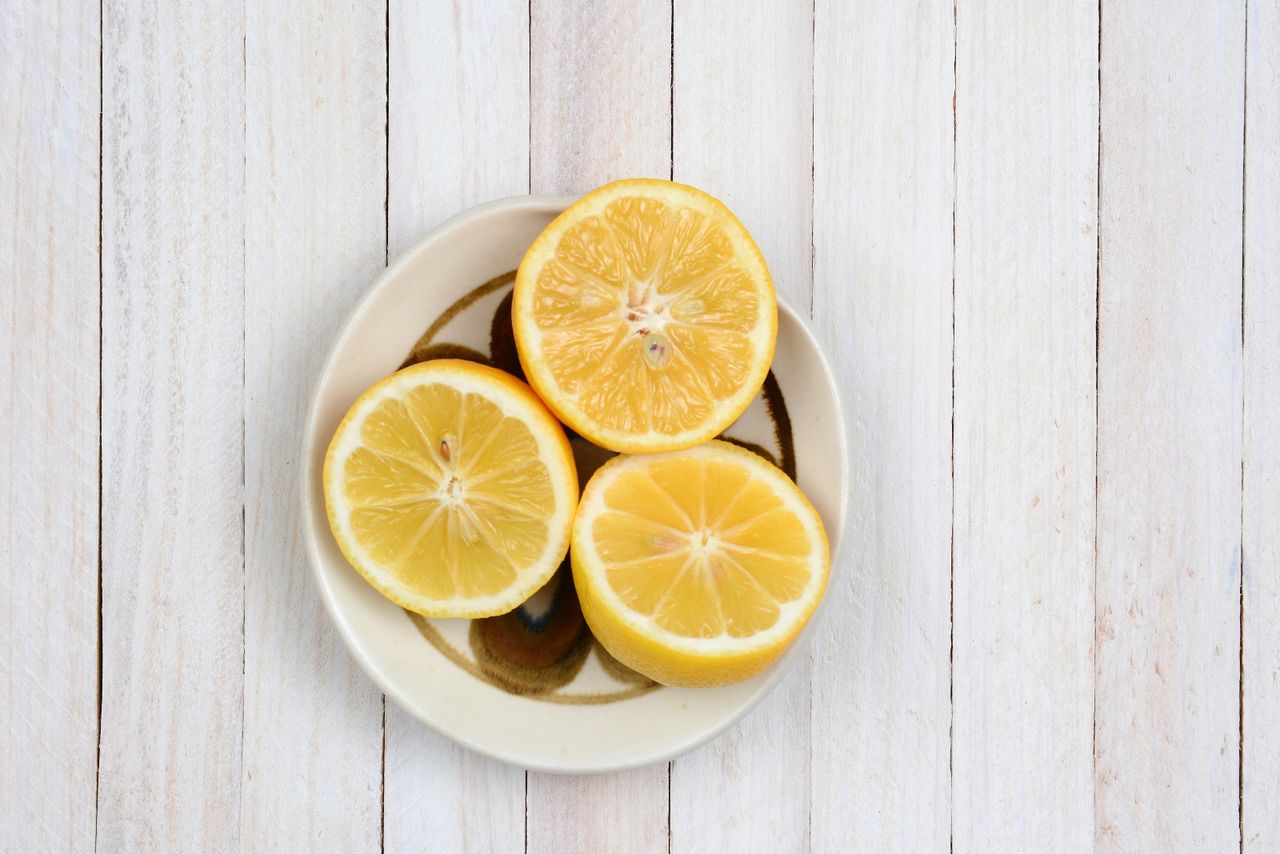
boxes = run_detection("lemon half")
[571,440,829,687]
[324,359,578,618]
[514,179,777,454]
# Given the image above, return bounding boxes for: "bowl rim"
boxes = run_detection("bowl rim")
[299,193,850,773]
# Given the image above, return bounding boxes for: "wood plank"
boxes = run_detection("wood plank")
[1095,1,1244,849]
[527,770,670,854]
[529,0,670,192]
[809,0,954,849]
[671,0,813,313]
[241,1,386,849]
[1244,0,1280,849]
[0,2,100,850]
[668,1,813,850]
[951,3,1097,851]
[384,720,524,854]
[525,3,671,849]
[96,0,244,848]
[382,3,527,850]
[386,0,529,258]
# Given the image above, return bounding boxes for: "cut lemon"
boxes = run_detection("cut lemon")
[513,179,777,454]
[571,440,829,687]
[323,359,578,618]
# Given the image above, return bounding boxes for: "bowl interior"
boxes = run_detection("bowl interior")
[302,195,848,772]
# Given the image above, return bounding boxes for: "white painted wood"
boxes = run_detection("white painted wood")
[672,0,813,310]
[241,1,386,850]
[669,2,813,850]
[383,3,527,851]
[384,724,524,854]
[529,0,671,193]
[526,770,669,854]
[1095,1,1244,849]
[809,1,954,850]
[386,0,529,258]
[0,3,100,851]
[1244,0,1280,849]
[952,3,1097,851]
[8,4,1269,847]
[96,1,244,848]
[671,670,810,853]
[525,3,672,848]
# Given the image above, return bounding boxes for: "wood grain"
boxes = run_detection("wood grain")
[1244,0,1279,849]
[241,1,386,849]
[96,0,244,848]
[527,770,670,854]
[810,0,954,849]
[669,1,813,850]
[386,0,529,257]
[671,0,813,309]
[382,3,527,850]
[529,0,671,193]
[525,2,672,848]
[0,2,100,851]
[952,3,1098,851]
[1095,1,1244,849]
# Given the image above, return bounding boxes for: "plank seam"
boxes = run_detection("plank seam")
[667,0,674,183]
[1238,3,1248,851]
[1092,1,1102,844]
[526,0,532,198]
[525,3,533,842]
[238,5,249,848]
[806,0,817,846]
[381,3,390,851]
[667,762,673,854]
[384,0,391,272]
[807,0,816,321]
[667,6,675,849]
[948,1,957,851]
[380,697,386,854]
[94,0,105,848]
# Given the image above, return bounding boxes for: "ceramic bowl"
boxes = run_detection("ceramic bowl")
[301,195,848,773]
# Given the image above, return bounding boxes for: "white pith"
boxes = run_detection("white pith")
[326,363,575,616]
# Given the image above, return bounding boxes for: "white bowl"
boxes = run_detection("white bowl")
[301,195,848,773]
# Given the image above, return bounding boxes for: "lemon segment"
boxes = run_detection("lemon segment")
[324,359,578,618]
[571,441,829,687]
[514,179,777,454]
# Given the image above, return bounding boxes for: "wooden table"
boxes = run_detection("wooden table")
[4,2,1275,851]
